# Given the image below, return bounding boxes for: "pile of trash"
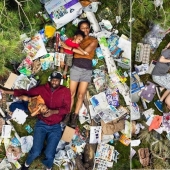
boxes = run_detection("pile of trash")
[0,0,131,169]
[131,21,170,168]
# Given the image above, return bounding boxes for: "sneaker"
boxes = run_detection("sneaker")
[70,113,78,128]
[21,164,29,170]
[62,113,71,125]
[154,100,163,112]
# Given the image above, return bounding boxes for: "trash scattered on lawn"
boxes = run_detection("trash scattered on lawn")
[0,0,131,168]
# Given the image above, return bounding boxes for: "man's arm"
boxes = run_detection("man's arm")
[0,84,44,97]
[0,88,14,95]
[42,88,71,117]
[57,88,71,115]
[42,109,59,117]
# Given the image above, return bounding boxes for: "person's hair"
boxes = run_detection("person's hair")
[78,20,91,30]
[74,30,85,38]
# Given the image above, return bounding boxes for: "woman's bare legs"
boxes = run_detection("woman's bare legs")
[155,89,170,112]
[160,90,170,102]
[62,80,78,125]
[63,64,68,79]
[70,81,88,128]
[74,81,89,114]
[69,80,79,112]
[165,93,170,109]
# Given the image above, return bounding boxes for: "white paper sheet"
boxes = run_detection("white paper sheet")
[90,126,102,144]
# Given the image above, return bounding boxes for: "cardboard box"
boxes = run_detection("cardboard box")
[4,73,18,89]
[61,126,75,142]
[45,0,83,29]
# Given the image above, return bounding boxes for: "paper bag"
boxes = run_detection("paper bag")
[61,126,75,142]
[4,73,18,89]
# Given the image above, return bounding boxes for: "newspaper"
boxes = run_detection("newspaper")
[95,143,114,162]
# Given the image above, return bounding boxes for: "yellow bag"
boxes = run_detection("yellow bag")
[45,25,56,38]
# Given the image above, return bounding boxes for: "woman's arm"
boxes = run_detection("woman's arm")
[77,47,89,55]
[73,40,98,54]
[163,42,170,50]
[82,40,98,53]
[60,41,85,55]
[159,56,170,63]
[60,40,98,55]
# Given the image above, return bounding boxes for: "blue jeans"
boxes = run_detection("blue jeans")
[9,101,28,112]
[26,120,62,168]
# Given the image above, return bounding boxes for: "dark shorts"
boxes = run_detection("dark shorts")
[70,65,92,82]
[9,101,29,112]
[65,54,73,66]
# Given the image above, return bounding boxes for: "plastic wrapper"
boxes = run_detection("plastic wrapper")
[17,57,32,76]
[105,87,119,108]
[100,19,113,31]
[97,7,113,21]
[143,24,165,54]
[0,158,12,170]
[25,125,33,133]
[92,59,98,67]
[83,2,101,13]
[12,74,32,90]
[6,145,22,163]
[96,47,104,59]
[86,12,100,32]
[20,136,33,153]
[78,103,91,124]
[45,25,56,38]
[98,37,117,73]
[40,53,54,70]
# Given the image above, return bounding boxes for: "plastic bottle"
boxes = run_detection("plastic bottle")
[141,97,147,110]
[55,33,60,52]
[66,75,70,88]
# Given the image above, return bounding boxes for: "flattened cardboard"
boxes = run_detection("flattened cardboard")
[4,73,18,89]
[61,126,75,142]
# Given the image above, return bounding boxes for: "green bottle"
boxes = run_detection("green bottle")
[66,75,70,88]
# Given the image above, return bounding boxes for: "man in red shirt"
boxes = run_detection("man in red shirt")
[0,71,71,170]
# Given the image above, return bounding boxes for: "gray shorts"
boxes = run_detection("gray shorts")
[65,54,73,66]
[152,74,170,90]
[70,65,92,82]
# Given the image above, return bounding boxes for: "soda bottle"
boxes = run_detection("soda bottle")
[55,33,60,52]
[66,75,70,88]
